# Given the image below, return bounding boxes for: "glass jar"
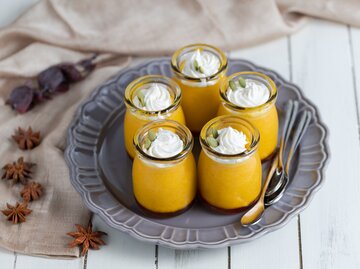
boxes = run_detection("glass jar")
[198,116,262,211]
[132,120,196,215]
[217,72,278,160]
[124,75,186,159]
[171,44,228,134]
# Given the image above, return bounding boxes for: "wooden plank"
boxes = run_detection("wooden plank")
[158,247,228,269]
[291,19,360,268]
[231,218,299,268]
[349,26,360,137]
[15,254,83,269]
[229,37,301,269]
[86,215,156,269]
[0,249,15,269]
[0,0,39,27]
[230,37,291,76]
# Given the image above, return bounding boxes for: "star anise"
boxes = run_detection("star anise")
[12,127,41,150]
[1,202,32,224]
[2,157,34,185]
[20,182,43,202]
[67,222,107,256]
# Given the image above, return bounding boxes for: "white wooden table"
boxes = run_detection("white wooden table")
[1,2,360,268]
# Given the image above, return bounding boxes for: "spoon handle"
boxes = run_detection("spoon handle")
[279,100,299,170]
[266,100,299,197]
[284,101,299,145]
[285,110,312,174]
[261,154,279,199]
[264,110,312,207]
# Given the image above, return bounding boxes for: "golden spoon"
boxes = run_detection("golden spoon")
[241,154,279,226]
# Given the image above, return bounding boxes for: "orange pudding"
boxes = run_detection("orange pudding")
[124,75,186,158]
[171,44,227,133]
[132,120,196,215]
[217,72,278,160]
[198,116,262,211]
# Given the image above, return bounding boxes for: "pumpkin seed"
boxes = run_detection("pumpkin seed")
[143,138,151,149]
[209,127,219,138]
[238,76,246,88]
[206,136,218,148]
[147,130,157,141]
[229,80,237,91]
[137,91,145,107]
[194,60,200,71]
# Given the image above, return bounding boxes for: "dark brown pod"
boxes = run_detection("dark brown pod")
[77,53,97,73]
[7,54,97,114]
[6,85,35,113]
[37,66,69,93]
[59,63,83,82]
[59,54,98,82]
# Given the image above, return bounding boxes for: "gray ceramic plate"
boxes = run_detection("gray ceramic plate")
[65,58,329,249]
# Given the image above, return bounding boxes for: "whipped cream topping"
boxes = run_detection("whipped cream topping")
[227,79,270,107]
[211,127,248,155]
[133,83,172,111]
[180,49,220,78]
[145,128,184,158]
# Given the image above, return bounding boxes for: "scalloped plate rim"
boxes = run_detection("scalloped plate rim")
[64,57,330,249]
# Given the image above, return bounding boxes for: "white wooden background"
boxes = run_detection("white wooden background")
[1,1,360,268]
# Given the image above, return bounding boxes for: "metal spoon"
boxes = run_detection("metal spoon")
[265,110,312,205]
[265,100,299,197]
[240,154,279,226]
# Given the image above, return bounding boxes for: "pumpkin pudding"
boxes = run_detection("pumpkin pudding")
[124,75,185,158]
[217,72,278,160]
[198,116,262,211]
[171,44,227,133]
[132,120,196,215]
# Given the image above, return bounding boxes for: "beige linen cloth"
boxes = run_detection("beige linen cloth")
[0,0,359,258]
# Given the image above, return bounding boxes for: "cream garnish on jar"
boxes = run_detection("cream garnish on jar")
[144,128,184,158]
[180,49,220,78]
[133,83,172,111]
[227,78,270,107]
[207,126,248,155]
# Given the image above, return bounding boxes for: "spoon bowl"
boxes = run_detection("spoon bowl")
[265,168,285,197]
[265,174,289,206]
[240,202,264,226]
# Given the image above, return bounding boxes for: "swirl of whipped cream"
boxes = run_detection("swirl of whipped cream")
[180,49,220,78]
[212,127,248,155]
[227,79,270,107]
[145,128,184,158]
[133,83,172,111]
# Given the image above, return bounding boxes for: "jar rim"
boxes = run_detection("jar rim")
[133,120,193,162]
[171,43,228,82]
[124,75,182,115]
[199,115,260,159]
[219,71,278,111]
